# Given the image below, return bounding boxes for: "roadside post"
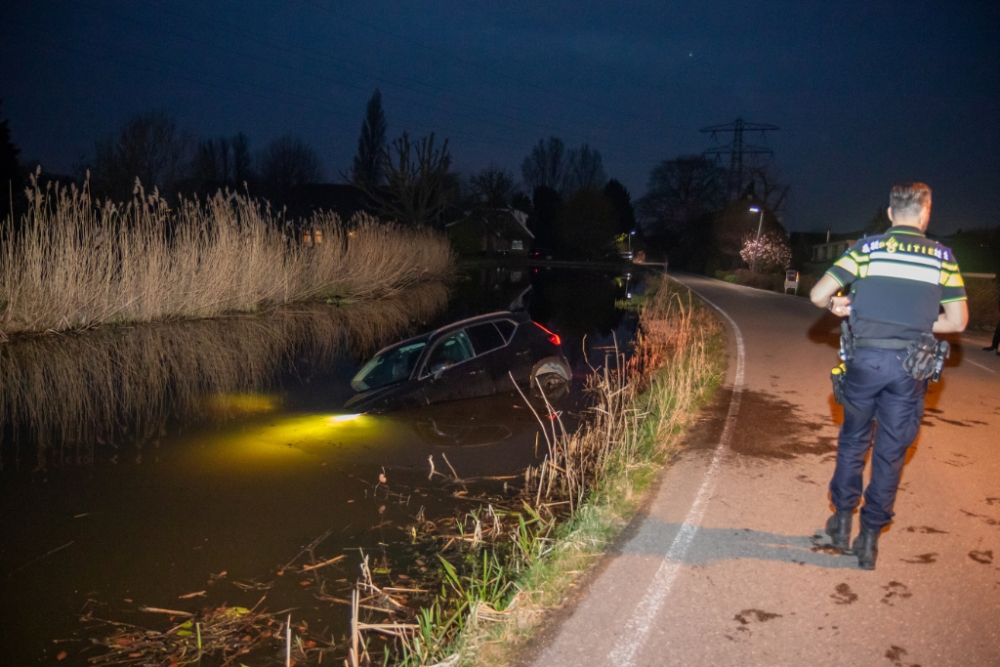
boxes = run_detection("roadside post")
[784,270,800,294]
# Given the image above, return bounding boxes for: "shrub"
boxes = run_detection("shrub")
[733,268,783,291]
[739,231,791,274]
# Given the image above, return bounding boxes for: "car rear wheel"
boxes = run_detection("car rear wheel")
[530,357,571,393]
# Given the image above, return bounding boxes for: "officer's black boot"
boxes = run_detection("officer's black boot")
[852,525,881,570]
[824,510,853,553]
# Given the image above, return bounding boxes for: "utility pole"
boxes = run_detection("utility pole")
[700,117,779,201]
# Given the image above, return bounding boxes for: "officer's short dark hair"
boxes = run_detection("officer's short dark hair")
[890,183,932,218]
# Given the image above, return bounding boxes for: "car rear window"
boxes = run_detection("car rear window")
[493,319,516,343]
[466,322,506,354]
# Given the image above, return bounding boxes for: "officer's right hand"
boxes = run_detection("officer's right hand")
[830,296,852,318]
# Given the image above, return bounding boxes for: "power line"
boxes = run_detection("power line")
[140,0,623,142]
[63,0,673,165]
[1,19,530,155]
[299,0,684,132]
[60,0,538,149]
[701,117,779,200]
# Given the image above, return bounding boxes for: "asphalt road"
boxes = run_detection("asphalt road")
[528,274,1000,667]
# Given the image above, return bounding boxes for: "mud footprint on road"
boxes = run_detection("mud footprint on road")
[903,526,948,534]
[731,608,783,637]
[681,388,837,459]
[960,509,999,527]
[968,550,993,564]
[900,553,938,564]
[885,644,922,667]
[881,581,912,606]
[809,533,843,555]
[830,583,858,604]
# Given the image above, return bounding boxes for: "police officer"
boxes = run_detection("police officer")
[809,183,968,570]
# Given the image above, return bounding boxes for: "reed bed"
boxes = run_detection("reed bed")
[334,275,725,667]
[0,173,453,336]
[0,281,448,471]
[521,284,716,511]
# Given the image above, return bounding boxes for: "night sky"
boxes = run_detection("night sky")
[2,1,998,234]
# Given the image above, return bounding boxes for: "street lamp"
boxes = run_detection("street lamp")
[748,206,764,273]
[628,230,636,256]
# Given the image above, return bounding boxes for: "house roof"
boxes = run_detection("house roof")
[447,207,534,239]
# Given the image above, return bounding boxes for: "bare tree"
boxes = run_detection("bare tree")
[231,132,253,186]
[469,165,518,208]
[193,137,232,187]
[637,155,727,237]
[0,100,22,218]
[350,89,387,190]
[563,143,607,193]
[91,111,193,200]
[521,136,566,193]
[359,132,453,228]
[257,135,322,201]
[745,163,790,213]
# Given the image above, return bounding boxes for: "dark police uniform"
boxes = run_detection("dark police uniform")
[824,225,966,531]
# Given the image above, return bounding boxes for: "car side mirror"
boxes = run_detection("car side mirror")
[430,362,448,379]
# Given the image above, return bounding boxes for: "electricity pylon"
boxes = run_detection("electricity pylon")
[701,117,779,201]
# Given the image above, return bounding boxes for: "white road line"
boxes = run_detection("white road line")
[604,281,746,667]
[964,358,997,374]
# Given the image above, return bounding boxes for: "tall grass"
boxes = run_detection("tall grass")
[0,173,453,336]
[522,280,719,512]
[350,275,725,667]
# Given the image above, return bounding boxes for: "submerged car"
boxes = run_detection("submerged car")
[345,311,571,413]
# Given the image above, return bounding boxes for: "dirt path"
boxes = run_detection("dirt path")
[528,274,1000,667]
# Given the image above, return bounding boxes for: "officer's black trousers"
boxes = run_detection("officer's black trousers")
[830,347,927,530]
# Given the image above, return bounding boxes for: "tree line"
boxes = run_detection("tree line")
[1,93,798,269]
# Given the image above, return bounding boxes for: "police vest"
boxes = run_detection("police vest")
[825,227,966,340]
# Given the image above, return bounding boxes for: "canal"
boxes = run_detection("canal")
[0,265,646,665]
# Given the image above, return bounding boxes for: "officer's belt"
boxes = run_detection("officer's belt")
[852,338,915,350]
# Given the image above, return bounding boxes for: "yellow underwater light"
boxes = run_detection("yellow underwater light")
[328,413,362,424]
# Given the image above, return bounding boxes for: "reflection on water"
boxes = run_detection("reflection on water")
[0,281,448,471]
[0,266,646,666]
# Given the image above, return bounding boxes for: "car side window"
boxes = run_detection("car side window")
[466,322,506,354]
[493,319,516,343]
[424,331,475,375]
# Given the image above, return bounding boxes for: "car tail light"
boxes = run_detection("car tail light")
[534,322,561,346]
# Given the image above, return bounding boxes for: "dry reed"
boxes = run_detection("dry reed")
[0,172,453,336]
[344,276,724,667]
[524,278,720,510]
[0,281,448,471]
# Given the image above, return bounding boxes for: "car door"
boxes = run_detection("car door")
[464,321,508,394]
[418,329,478,405]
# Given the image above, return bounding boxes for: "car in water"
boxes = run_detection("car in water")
[344,311,571,413]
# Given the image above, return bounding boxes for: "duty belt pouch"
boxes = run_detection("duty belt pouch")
[830,363,847,405]
[902,333,949,382]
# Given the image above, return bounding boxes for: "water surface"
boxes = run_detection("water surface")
[0,266,645,665]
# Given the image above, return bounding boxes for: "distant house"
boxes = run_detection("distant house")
[811,238,857,262]
[447,208,534,256]
[286,183,369,223]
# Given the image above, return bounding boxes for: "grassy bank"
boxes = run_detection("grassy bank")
[340,275,726,667]
[0,175,453,337]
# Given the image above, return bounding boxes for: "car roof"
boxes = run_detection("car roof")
[367,311,529,359]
